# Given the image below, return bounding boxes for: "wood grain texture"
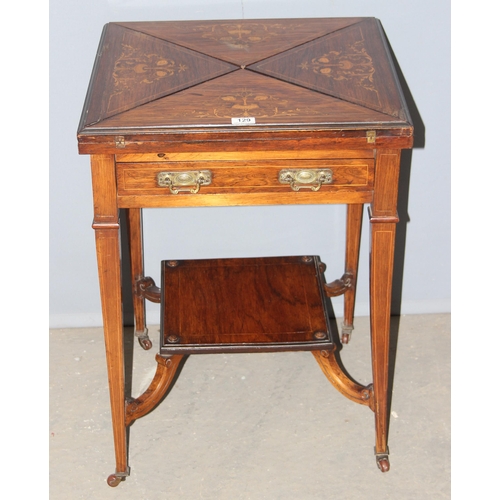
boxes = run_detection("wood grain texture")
[90,155,119,226]
[312,349,374,409]
[90,155,128,476]
[115,149,375,162]
[125,354,184,426]
[116,159,373,195]
[372,149,401,217]
[160,256,333,354]
[369,149,401,456]
[343,204,364,334]
[117,191,373,209]
[369,226,396,454]
[125,209,147,336]
[78,131,412,155]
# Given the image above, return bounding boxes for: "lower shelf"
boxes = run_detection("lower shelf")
[159,255,334,355]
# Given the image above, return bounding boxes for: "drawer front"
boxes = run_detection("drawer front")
[116,159,374,197]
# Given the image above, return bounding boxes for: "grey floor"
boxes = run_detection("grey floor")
[50,313,450,499]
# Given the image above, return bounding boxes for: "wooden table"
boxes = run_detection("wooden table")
[77,17,413,486]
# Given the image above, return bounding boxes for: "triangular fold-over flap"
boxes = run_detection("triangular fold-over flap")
[116,18,365,67]
[248,19,405,118]
[84,23,238,126]
[88,70,401,130]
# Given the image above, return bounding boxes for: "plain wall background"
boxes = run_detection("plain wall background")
[49,0,451,328]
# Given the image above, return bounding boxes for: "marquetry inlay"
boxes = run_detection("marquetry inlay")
[301,38,377,94]
[193,22,303,50]
[112,44,189,93]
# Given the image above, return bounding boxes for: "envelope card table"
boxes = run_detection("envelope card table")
[77,17,413,486]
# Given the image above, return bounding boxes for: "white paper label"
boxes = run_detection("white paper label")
[231,117,256,125]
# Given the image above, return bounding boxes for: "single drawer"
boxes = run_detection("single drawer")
[116,158,374,197]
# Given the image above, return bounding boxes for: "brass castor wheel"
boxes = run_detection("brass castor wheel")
[107,474,123,487]
[136,328,152,350]
[376,456,390,473]
[138,337,153,350]
[341,324,353,344]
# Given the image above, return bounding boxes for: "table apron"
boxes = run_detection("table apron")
[116,191,372,208]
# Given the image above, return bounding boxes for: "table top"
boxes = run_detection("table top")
[77,18,413,153]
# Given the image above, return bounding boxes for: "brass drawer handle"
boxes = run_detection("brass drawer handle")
[157,170,212,194]
[279,169,333,191]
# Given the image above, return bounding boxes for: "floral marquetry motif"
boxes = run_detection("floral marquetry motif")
[216,89,297,118]
[308,40,376,89]
[193,22,305,49]
[112,45,189,90]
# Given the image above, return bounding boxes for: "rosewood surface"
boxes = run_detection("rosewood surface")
[159,256,333,354]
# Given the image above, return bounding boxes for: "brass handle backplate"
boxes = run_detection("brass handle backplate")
[157,170,212,194]
[279,169,333,191]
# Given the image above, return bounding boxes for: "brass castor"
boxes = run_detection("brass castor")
[107,474,123,487]
[138,337,153,350]
[376,456,390,473]
[341,324,353,344]
[136,328,152,350]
